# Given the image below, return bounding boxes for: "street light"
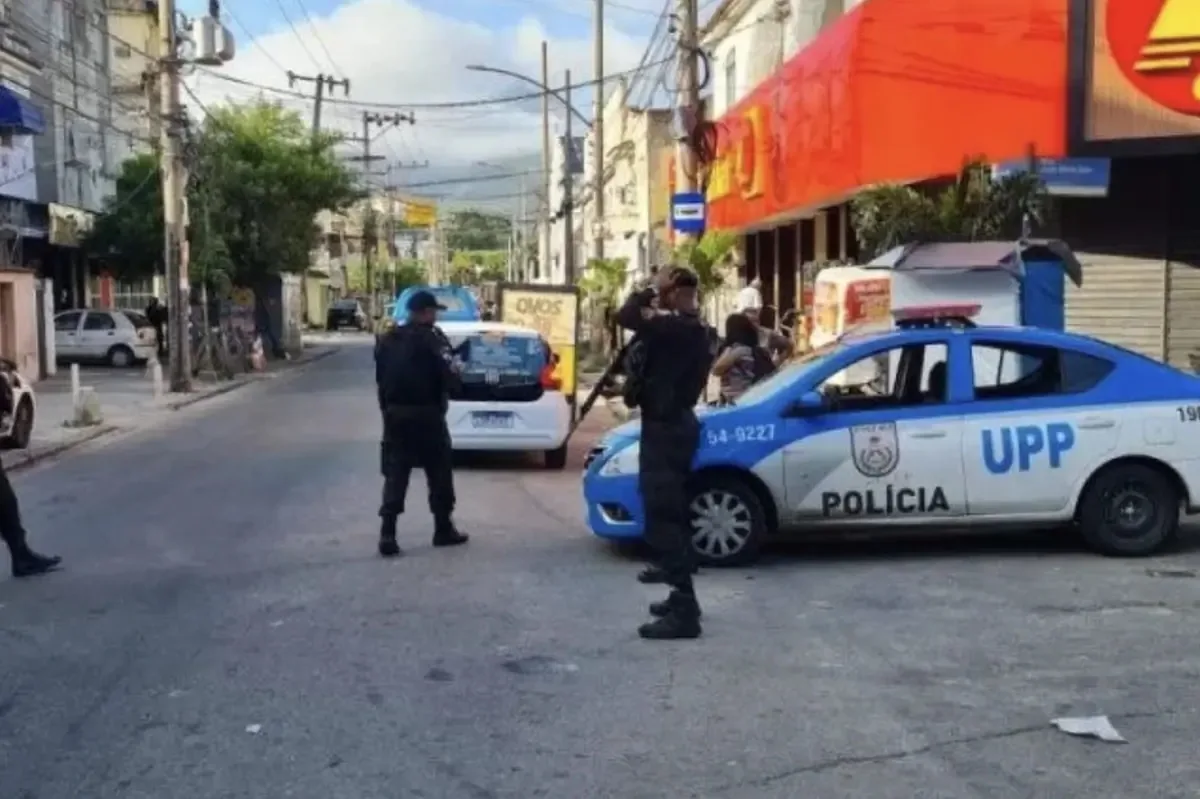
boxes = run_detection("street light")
[465,64,593,129]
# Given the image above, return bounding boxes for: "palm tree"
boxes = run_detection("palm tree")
[850,158,1049,259]
[579,257,630,356]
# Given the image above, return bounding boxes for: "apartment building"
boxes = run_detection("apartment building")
[105,0,157,166]
[578,78,673,287]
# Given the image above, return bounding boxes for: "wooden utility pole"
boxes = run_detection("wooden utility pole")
[674,0,702,246]
[158,0,190,390]
[592,0,605,265]
[563,69,576,287]
[286,72,350,139]
[541,41,552,283]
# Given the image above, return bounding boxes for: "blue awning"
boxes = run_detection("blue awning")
[0,85,45,135]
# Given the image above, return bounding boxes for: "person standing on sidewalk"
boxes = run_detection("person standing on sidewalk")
[616,267,712,640]
[146,297,168,360]
[374,290,469,557]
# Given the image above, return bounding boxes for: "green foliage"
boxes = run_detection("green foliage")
[850,158,1049,259]
[579,257,628,306]
[447,250,507,285]
[85,154,164,280]
[672,230,739,294]
[445,210,511,251]
[85,101,361,289]
[393,259,427,291]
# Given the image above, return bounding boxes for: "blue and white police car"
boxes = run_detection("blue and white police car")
[582,305,1200,565]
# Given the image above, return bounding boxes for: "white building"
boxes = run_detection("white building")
[578,79,674,287]
[104,0,159,168]
[704,0,868,118]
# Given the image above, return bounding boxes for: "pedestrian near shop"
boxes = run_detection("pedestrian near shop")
[373,290,469,557]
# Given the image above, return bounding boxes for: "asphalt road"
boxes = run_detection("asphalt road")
[4,339,1200,798]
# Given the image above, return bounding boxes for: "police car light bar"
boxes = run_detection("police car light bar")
[892,304,981,328]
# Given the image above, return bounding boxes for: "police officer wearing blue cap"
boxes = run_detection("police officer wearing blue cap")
[373,290,469,556]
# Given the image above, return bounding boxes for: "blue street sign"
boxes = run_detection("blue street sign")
[993,157,1111,198]
[671,191,706,234]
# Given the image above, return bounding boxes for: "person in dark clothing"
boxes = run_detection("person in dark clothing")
[616,266,713,640]
[0,377,60,578]
[146,297,168,359]
[374,290,469,557]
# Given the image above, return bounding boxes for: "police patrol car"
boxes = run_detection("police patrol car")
[583,305,1200,565]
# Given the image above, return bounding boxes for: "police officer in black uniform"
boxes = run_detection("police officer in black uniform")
[374,290,469,557]
[616,267,713,640]
[0,378,60,578]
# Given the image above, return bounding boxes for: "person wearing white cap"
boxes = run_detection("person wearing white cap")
[736,277,762,315]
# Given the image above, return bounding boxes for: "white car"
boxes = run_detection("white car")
[55,309,157,367]
[439,320,571,469]
[0,359,36,450]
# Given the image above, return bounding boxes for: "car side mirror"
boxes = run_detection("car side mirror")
[783,390,825,418]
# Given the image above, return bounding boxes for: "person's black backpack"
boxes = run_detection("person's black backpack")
[621,338,648,409]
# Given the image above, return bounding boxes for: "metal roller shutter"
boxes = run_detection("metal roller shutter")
[1064,253,1166,360]
[1165,262,1200,372]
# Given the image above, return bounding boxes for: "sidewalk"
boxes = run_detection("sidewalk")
[1,342,338,471]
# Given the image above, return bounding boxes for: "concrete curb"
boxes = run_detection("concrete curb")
[164,346,341,411]
[4,424,120,473]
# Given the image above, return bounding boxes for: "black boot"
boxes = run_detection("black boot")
[649,591,703,619]
[378,516,402,558]
[432,517,469,548]
[638,591,701,640]
[11,548,62,578]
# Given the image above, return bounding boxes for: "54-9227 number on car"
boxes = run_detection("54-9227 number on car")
[706,424,776,447]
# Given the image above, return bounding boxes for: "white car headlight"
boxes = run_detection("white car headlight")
[599,442,640,477]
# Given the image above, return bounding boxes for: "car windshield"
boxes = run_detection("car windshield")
[732,341,847,406]
[432,291,467,314]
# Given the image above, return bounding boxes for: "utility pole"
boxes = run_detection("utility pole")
[592,0,605,266]
[563,69,576,287]
[674,0,702,247]
[158,0,190,391]
[286,72,350,139]
[346,111,414,316]
[540,41,552,284]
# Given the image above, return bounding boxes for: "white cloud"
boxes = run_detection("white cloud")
[187,0,659,170]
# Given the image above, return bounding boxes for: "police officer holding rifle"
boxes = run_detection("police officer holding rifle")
[616,266,713,640]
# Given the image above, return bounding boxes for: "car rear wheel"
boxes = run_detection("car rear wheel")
[1078,462,1180,557]
[544,445,568,470]
[107,344,135,368]
[688,474,766,567]
[1,397,32,450]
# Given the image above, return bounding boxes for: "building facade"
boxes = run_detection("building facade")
[104,0,157,166]
[579,79,674,285]
[538,133,584,286]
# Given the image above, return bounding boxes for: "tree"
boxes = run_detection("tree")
[672,231,739,295]
[85,154,164,280]
[580,257,629,354]
[85,100,361,294]
[850,158,1048,259]
[445,210,510,251]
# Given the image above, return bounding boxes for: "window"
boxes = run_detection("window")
[114,44,131,58]
[816,342,949,412]
[121,311,151,329]
[724,49,737,110]
[970,342,1114,400]
[82,312,116,331]
[55,311,82,332]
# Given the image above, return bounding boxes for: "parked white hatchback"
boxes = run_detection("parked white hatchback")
[439,320,572,469]
[54,309,157,367]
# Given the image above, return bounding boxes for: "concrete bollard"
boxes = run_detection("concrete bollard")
[70,362,80,407]
[151,359,164,399]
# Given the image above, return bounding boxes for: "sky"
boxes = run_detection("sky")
[182,0,686,209]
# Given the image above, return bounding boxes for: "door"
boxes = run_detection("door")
[78,311,119,359]
[961,340,1120,517]
[54,310,83,359]
[781,340,967,525]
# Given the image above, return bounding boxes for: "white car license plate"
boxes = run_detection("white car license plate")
[471,411,513,429]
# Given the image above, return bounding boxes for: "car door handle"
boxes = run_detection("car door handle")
[909,430,947,439]
[1079,418,1115,430]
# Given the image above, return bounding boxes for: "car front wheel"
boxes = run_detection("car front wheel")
[1078,462,1180,556]
[687,474,767,567]
[1,397,32,450]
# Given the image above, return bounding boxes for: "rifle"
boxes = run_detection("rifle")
[568,335,638,436]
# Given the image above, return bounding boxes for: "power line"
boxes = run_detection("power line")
[193,57,674,110]
[270,0,324,70]
[398,170,544,189]
[290,0,345,75]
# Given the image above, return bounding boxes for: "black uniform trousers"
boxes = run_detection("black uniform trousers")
[380,407,456,521]
[0,459,28,556]
[638,411,700,591]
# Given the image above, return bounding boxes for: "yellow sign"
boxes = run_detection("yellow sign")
[404,201,437,227]
[498,287,580,397]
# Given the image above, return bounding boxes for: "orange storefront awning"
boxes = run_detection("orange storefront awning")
[705,0,1070,232]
